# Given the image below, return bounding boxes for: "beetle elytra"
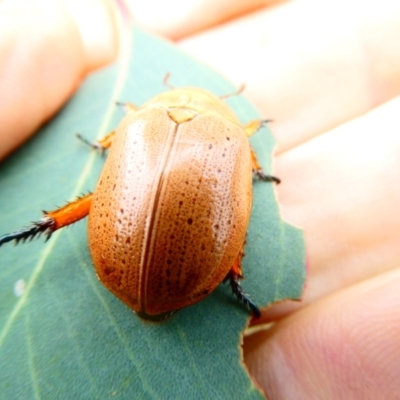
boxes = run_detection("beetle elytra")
[0,83,279,320]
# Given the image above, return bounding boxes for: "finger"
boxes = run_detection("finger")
[0,0,118,160]
[178,0,400,152]
[244,269,400,399]
[59,0,118,70]
[257,95,400,323]
[125,0,276,39]
[269,96,400,316]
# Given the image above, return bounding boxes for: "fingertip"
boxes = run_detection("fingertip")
[0,0,119,160]
[60,0,119,70]
[244,270,400,399]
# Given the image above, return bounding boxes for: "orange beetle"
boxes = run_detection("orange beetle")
[0,84,279,320]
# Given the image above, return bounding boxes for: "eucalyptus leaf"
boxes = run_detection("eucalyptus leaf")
[0,26,305,399]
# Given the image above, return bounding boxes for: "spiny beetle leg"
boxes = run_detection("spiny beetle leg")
[244,119,281,184]
[225,270,261,318]
[0,193,92,247]
[254,170,281,184]
[76,99,138,153]
[244,119,272,137]
[0,219,56,247]
[76,131,114,154]
[250,147,281,184]
[224,251,261,318]
[115,101,137,113]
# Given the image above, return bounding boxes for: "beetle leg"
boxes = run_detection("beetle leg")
[115,101,138,113]
[250,147,281,183]
[244,120,281,183]
[243,119,273,137]
[0,193,92,247]
[76,131,115,154]
[76,101,138,153]
[225,251,261,318]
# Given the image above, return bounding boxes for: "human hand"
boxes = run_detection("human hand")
[2,0,400,398]
[0,0,118,160]
[135,0,400,398]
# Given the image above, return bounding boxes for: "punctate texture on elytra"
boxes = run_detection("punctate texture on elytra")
[89,88,253,319]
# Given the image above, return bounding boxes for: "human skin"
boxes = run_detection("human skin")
[1,0,400,398]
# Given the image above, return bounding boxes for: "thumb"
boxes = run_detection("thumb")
[0,0,118,160]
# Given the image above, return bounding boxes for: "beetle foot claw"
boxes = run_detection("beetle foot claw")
[226,271,261,318]
[254,170,281,184]
[0,218,56,247]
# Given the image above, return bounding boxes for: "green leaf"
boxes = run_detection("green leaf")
[0,26,305,399]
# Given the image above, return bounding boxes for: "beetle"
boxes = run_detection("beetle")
[0,81,279,320]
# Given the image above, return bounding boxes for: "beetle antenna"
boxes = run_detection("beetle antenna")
[0,218,56,247]
[225,271,261,318]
